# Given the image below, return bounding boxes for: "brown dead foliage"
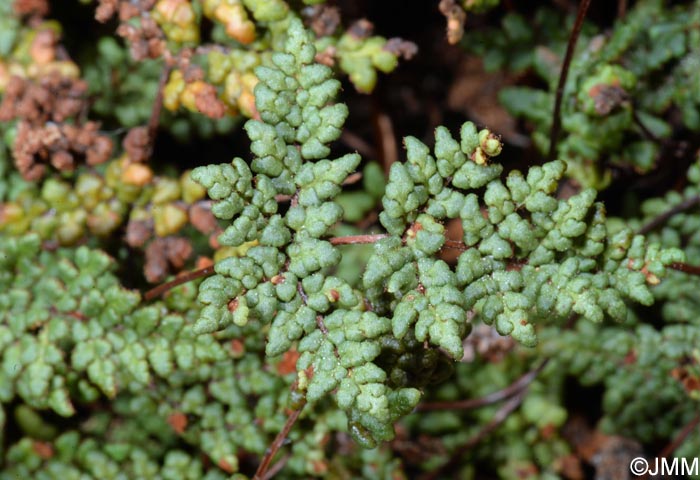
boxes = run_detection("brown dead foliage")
[144,236,193,283]
[13,0,49,17]
[384,38,418,60]
[123,126,151,163]
[189,202,219,234]
[348,19,374,39]
[116,17,166,60]
[95,0,156,23]
[563,416,646,480]
[438,0,466,45]
[97,1,164,60]
[0,74,87,125]
[13,121,113,181]
[588,83,629,116]
[305,5,341,37]
[1,73,113,180]
[190,81,227,119]
[126,219,153,248]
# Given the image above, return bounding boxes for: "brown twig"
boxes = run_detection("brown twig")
[142,234,505,299]
[618,0,628,18]
[253,402,306,480]
[330,234,470,250]
[374,110,398,175]
[658,414,700,459]
[421,389,528,480]
[143,265,215,300]
[262,453,292,480]
[637,195,700,235]
[329,234,390,245]
[146,63,172,155]
[144,235,390,300]
[669,262,700,276]
[548,0,592,162]
[343,171,363,186]
[296,281,309,304]
[417,359,549,411]
[443,239,467,251]
[636,414,700,480]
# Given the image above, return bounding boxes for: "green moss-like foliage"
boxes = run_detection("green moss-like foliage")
[190,15,683,452]
[3,1,700,478]
[0,232,360,477]
[368,124,682,349]
[191,19,420,448]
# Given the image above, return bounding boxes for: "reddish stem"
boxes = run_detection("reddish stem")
[637,195,700,235]
[262,453,291,480]
[144,265,215,301]
[145,235,393,300]
[548,0,592,162]
[329,234,390,245]
[146,63,172,156]
[618,0,628,18]
[417,359,549,411]
[421,389,528,480]
[443,239,467,251]
[670,262,700,276]
[658,414,700,459]
[253,402,306,480]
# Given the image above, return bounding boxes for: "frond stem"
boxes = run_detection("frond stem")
[637,195,700,235]
[417,359,549,411]
[253,402,306,480]
[548,0,592,162]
